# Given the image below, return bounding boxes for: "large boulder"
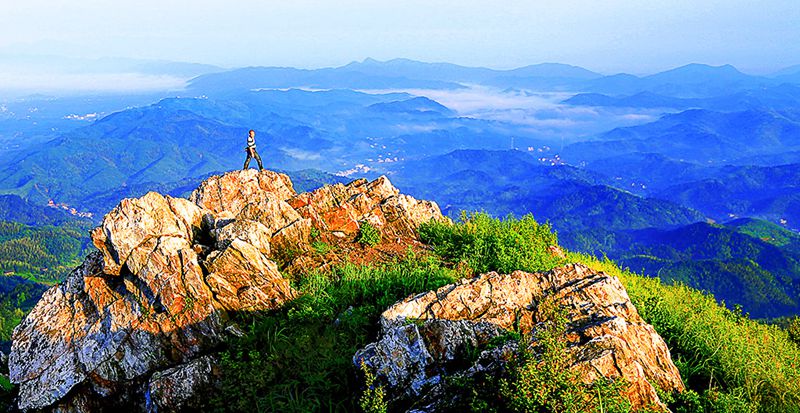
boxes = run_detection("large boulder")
[355,263,685,412]
[10,169,443,412]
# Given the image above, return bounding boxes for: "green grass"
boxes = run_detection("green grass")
[573,253,800,412]
[160,212,800,412]
[419,212,565,274]
[211,255,462,412]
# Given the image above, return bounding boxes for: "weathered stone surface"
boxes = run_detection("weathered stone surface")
[355,264,685,411]
[289,175,443,240]
[11,169,443,412]
[91,193,207,276]
[205,238,296,312]
[146,355,220,412]
[189,169,296,215]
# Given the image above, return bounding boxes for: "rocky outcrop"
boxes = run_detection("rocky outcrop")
[10,169,443,412]
[355,263,685,411]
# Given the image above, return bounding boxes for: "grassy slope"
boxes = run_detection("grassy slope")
[0,213,797,411]
[209,214,800,412]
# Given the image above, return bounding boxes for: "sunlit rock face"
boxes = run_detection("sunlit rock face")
[356,263,686,412]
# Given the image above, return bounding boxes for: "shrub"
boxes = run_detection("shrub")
[499,298,632,413]
[419,212,565,275]
[358,361,387,413]
[356,222,381,247]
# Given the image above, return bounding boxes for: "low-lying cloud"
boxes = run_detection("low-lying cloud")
[0,72,188,95]
[361,85,669,140]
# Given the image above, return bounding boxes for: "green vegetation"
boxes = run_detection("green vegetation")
[0,277,47,342]
[573,253,800,412]
[211,256,462,412]
[210,212,800,412]
[0,218,91,345]
[0,220,92,284]
[499,298,633,413]
[356,222,381,247]
[728,218,800,253]
[419,212,564,274]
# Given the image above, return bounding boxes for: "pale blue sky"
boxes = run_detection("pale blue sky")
[1,0,799,74]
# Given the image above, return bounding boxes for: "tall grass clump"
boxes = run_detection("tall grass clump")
[419,212,565,274]
[572,252,800,412]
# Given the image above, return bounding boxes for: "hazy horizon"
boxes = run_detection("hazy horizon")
[2,1,799,71]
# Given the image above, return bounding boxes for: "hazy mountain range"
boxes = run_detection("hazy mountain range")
[1,57,799,317]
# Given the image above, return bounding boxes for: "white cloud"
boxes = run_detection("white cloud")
[282,148,322,161]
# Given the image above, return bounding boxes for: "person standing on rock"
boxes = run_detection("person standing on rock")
[243,129,264,171]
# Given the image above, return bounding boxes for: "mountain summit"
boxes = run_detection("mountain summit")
[9,169,443,411]
[8,169,683,411]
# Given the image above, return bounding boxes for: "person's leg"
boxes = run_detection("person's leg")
[254,150,264,170]
[243,152,252,170]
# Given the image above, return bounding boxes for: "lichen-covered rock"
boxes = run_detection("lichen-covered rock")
[10,169,443,412]
[355,264,685,411]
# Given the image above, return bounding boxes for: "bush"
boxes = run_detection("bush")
[419,212,565,275]
[356,222,381,247]
[499,298,632,413]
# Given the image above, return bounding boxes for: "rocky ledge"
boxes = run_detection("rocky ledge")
[355,264,685,412]
[9,169,443,412]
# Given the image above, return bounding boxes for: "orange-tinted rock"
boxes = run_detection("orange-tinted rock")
[189,169,296,216]
[289,175,444,240]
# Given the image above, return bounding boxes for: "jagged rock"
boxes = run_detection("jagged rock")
[204,238,295,311]
[355,264,685,411]
[289,176,443,239]
[91,192,207,276]
[10,169,443,412]
[189,169,296,216]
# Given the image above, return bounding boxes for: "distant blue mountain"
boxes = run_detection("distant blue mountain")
[368,97,454,116]
[563,108,800,163]
[340,58,602,83]
[188,58,607,94]
[772,64,800,77]
[187,66,465,94]
[0,88,550,213]
[656,163,800,228]
[772,64,800,83]
[585,64,777,98]
[564,84,800,111]
[387,149,703,232]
